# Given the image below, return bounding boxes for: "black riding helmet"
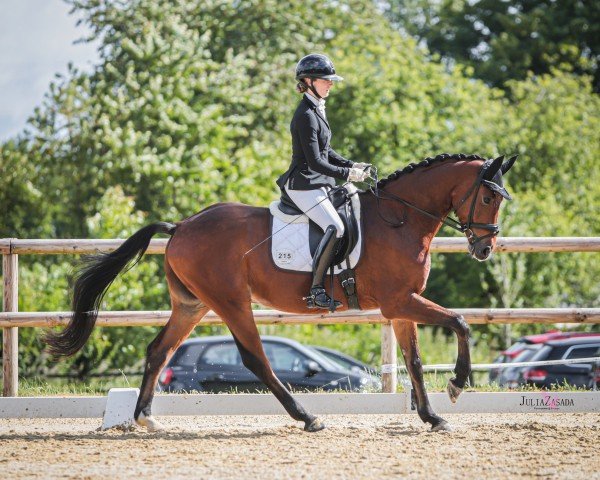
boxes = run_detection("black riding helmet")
[296,54,344,82]
[296,54,343,99]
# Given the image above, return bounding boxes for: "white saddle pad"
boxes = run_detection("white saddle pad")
[269,185,362,273]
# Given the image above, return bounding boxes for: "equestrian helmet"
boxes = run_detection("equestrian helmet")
[295,54,344,82]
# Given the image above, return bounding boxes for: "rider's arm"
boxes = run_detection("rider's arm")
[297,112,349,180]
[328,147,354,168]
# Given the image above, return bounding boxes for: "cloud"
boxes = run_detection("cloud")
[0,0,100,141]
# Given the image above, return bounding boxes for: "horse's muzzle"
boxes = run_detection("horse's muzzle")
[469,242,493,261]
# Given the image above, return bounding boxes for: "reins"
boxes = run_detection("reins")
[245,159,501,260]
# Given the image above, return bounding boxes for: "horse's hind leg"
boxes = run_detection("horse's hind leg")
[213,302,324,432]
[393,320,450,431]
[134,265,208,431]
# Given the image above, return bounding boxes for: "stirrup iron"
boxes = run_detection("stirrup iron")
[305,286,342,310]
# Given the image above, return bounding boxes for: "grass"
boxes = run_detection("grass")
[416,372,593,393]
[3,375,143,396]
[3,326,594,396]
[3,373,592,397]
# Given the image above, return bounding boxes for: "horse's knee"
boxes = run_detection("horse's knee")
[451,315,470,338]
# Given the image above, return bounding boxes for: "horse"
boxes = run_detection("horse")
[45,152,517,432]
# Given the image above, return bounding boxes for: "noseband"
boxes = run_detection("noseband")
[450,163,502,246]
[369,163,501,247]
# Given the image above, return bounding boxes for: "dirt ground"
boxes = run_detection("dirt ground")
[0,413,598,479]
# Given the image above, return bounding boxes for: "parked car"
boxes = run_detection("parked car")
[310,345,378,377]
[491,334,600,389]
[489,331,598,385]
[158,335,381,393]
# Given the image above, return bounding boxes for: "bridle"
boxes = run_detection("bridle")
[368,162,501,248]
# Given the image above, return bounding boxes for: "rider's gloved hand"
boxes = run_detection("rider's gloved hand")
[353,162,372,171]
[348,167,369,182]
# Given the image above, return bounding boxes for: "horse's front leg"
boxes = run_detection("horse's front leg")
[391,320,450,431]
[382,293,471,428]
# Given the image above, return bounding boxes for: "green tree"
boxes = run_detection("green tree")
[0,139,52,238]
[2,0,598,376]
[26,0,348,235]
[14,186,171,377]
[385,0,600,91]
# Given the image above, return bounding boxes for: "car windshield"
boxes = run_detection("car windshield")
[312,349,355,370]
[306,346,348,371]
[501,345,544,374]
[511,345,543,363]
[263,342,310,371]
[307,346,365,372]
[503,341,527,355]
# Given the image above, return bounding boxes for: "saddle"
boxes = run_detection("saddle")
[269,185,363,309]
[278,186,360,265]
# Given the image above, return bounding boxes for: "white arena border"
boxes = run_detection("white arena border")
[2,357,598,422]
[1,391,598,420]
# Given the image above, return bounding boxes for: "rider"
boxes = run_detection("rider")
[276,53,371,310]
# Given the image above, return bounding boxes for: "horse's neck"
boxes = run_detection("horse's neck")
[373,161,476,244]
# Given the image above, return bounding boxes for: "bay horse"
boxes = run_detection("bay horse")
[45,152,517,432]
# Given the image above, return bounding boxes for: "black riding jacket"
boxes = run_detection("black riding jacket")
[277,95,353,191]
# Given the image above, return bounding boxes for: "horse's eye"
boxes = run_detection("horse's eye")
[483,196,492,205]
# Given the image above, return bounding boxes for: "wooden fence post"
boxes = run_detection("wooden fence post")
[380,322,397,393]
[2,240,18,397]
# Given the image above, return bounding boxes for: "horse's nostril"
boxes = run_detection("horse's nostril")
[482,246,491,257]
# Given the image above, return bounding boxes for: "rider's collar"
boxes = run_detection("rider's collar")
[304,93,325,108]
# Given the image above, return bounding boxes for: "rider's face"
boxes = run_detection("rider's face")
[309,78,334,98]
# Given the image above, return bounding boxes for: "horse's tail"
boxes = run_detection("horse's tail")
[44,222,177,357]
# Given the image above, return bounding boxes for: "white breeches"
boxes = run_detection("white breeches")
[285,182,345,238]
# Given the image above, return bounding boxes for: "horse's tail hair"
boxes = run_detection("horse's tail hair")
[44,222,177,357]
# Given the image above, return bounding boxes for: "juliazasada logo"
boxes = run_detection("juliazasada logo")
[519,393,575,410]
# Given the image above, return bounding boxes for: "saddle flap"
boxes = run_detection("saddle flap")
[306,187,359,264]
[270,185,363,274]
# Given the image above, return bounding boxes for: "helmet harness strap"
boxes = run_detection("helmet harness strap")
[305,78,322,99]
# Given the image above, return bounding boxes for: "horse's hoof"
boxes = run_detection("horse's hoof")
[431,420,452,432]
[304,418,325,432]
[136,413,165,432]
[447,377,463,404]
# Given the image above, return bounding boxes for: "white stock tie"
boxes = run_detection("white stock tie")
[317,100,326,120]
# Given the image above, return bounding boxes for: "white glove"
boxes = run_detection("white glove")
[353,162,372,170]
[348,167,369,182]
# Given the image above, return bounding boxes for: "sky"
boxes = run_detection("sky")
[0,0,99,141]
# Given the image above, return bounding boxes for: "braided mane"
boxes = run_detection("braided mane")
[376,153,486,188]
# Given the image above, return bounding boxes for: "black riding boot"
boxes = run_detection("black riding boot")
[306,225,343,310]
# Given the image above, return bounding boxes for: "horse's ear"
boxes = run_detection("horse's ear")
[501,155,518,174]
[483,155,504,180]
